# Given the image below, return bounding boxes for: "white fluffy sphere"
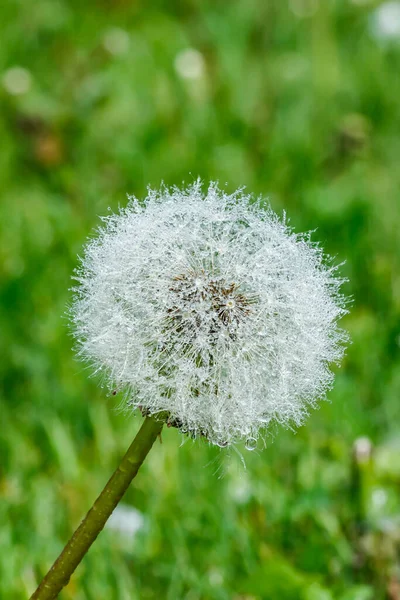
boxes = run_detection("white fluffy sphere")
[71,182,348,448]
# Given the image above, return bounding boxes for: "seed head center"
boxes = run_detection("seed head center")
[167,269,255,336]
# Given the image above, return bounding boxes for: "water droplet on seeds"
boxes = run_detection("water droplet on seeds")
[216,440,228,448]
[245,437,257,451]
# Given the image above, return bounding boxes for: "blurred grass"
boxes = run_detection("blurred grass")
[1,0,400,598]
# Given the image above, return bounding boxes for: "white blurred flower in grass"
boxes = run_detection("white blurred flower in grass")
[106,504,145,539]
[2,66,32,95]
[174,48,205,80]
[353,436,373,464]
[208,567,224,587]
[372,488,388,510]
[71,181,348,448]
[370,2,400,40]
[102,27,130,56]
[289,0,319,18]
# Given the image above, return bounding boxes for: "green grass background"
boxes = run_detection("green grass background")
[1,0,400,598]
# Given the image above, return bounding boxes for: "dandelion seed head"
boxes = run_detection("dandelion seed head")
[70,181,349,447]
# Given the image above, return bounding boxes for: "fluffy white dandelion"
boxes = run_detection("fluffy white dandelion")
[71,181,348,448]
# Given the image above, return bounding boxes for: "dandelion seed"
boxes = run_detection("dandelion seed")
[70,181,348,448]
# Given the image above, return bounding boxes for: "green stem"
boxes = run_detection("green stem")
[30,413,167,600]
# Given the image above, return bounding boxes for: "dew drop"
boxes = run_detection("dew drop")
[216,440,228,448]
[245,437,257,451]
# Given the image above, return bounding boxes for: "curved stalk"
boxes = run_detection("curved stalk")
[30,413,167,600]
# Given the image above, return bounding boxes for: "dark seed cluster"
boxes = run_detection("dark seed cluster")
[167,269,255,338]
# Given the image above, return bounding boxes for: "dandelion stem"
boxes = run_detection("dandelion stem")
[30,413,167,600]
